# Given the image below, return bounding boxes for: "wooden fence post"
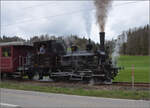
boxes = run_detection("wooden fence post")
[132,64,134,89]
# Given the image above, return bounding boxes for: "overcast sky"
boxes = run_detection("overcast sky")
[1,0,149,43]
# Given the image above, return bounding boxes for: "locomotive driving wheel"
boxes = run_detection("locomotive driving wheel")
[27,68,35,80]
[27,73,34,80]
[27,68,43,80]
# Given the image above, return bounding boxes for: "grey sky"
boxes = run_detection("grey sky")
[1,0,149,43]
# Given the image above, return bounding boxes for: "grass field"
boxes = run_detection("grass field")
[113,56,150,83]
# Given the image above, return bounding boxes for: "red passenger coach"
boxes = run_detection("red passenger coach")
[0,41,33,77]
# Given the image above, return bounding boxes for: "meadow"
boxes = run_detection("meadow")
[113,56,150,83]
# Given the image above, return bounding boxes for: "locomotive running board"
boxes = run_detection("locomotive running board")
[92,74,105,77]
[69,77,83,81]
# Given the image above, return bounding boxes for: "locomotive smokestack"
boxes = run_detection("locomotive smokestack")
[99,32,105,51]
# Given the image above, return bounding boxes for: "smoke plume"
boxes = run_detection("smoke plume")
[94,0,112,32]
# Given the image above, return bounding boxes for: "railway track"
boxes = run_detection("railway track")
[31,79,150,87]
[1,78,150,88]
[30,80,150,88]
[113,82,150,88]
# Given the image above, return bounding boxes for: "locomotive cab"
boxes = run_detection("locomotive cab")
[29,40,66,80]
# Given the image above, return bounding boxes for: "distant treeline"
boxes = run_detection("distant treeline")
[0,34,99,51]
[0,24,149,55]
[119,24,149,55]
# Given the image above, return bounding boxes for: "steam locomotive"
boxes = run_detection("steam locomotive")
[0,32,120,84]
[28,32,120,84]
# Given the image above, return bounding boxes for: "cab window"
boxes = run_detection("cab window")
[2,47,11,57]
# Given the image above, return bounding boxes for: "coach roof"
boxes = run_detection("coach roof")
[0,41,33,46]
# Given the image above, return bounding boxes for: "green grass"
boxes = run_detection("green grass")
[0,82,149,100]
[114,56,150,83]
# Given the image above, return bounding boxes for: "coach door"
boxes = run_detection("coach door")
[0,46,12,72]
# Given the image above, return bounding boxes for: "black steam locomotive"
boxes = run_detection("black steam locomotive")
[27,32,120,84]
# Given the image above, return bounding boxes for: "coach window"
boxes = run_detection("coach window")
[2,47,11,57]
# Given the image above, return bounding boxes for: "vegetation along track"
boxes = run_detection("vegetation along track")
[113,82,150,88]
[26,79,150,88]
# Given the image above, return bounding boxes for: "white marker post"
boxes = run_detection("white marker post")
[132,64,134,89]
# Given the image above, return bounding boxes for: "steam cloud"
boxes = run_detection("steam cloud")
[82,1,93,38]
[94,0,112,32]
[83,10,92,38]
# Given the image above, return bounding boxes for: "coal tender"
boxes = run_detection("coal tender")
[50,32,120,84]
